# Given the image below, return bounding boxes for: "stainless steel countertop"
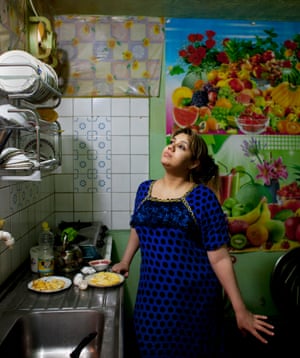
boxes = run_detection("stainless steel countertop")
[0,267,124,358]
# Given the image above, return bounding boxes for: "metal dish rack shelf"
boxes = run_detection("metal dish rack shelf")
[0,62,62,181]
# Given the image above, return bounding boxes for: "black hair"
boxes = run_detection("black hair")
[172,127,220,195]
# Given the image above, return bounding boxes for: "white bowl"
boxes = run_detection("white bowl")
[88,259,111,272]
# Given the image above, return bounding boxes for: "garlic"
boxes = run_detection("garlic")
[73,273,83,286]
[0,230,15,248]
[78,279,88,290]
[81,266,96,275]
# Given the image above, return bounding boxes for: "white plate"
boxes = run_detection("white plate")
[0,104,29,127]
[43,62,59,88]
[0,147,21,158]
[86,272,124,288]
[28,276,72,293]
[0,50,39,92]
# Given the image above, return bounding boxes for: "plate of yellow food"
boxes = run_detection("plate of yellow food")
[28,276,72,293]
[86,272,124,288]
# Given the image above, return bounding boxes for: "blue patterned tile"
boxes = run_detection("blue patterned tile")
[74,174,93,193]
[73,116,93,137]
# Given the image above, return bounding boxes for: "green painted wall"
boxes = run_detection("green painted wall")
[149,50,167,180]
[111,52,167,318]
[111,230,140,316]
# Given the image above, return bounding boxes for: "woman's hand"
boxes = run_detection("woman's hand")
[235,309,275,344]
[111,261,130,278]
[207,247,275,343]
[111,228,139,278]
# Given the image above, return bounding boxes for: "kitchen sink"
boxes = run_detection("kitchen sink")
[0,310,105,358]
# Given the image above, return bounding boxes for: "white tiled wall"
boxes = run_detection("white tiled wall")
[0,175,55,285]
[0,97,149,285]
[56,97,149,229]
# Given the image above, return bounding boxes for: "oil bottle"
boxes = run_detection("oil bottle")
[38,221,54,276]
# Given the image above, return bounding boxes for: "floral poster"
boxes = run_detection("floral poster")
[54,15,165,97]
[166,19,300,253]
[166,18,300,135]
[207,134,300,253]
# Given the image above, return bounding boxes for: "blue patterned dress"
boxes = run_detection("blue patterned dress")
[130,180,230,358]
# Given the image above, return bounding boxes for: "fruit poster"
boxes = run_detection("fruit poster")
[206,134,300,252]
[166,19,300,252]
[166,18,300,135]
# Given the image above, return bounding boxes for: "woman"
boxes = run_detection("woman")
[112,127,274,357]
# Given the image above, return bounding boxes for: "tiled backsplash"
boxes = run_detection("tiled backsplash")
[56,97,149,228]
[0,97,149,285]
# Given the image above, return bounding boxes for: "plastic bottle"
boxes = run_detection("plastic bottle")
[38,221,55,276]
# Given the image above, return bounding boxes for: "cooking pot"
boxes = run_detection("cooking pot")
[54,244,83,273]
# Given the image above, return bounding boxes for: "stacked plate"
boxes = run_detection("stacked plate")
[0,147,36,170]
[0,50,59,102]
[0,104,32,128]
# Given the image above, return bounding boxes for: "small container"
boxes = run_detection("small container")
[88,259,111,272]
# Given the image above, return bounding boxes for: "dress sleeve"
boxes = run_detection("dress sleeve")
[189,185,230,251]
[132,180,152,215]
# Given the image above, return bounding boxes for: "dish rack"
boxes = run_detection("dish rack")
[0,61,62,181]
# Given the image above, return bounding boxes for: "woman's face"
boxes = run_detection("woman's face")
[161,133,198,173]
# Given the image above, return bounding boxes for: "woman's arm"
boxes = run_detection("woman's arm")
[112,228,140,277]
[207,246,274,344]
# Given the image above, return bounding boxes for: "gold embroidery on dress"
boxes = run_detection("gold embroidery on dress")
[135,181,198,227]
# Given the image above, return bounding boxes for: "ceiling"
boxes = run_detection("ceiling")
[46,0,300,21]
